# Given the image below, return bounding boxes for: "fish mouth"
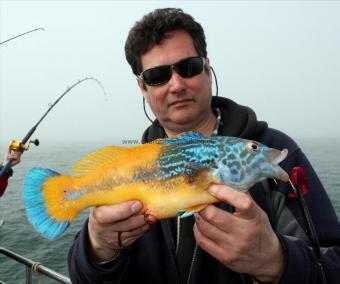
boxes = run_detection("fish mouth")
[268,148,289,182]
[272,148,288,164]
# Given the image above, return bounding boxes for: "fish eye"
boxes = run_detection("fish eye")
[246,142,259,153]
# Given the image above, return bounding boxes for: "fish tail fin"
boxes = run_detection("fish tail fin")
[23,167,75,239]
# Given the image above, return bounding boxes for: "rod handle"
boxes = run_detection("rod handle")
[0,160,13,177]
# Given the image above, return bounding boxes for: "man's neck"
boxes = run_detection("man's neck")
[164,110,217,138]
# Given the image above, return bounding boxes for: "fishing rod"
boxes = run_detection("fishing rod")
[0,77,107,176]
[0,27,45,45]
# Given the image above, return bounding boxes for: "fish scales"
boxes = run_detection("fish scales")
[158,140,218,179]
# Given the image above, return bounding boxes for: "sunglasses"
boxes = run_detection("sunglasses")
[139,56,206,86]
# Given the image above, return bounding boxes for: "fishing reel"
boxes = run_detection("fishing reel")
[0,139,39,176]
[9,139,40,152]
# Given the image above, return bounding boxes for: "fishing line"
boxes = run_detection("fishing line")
[288,179,321,257]
[0,77,108,176]
[0,27,45,45]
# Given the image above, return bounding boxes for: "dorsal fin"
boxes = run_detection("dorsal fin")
[71,146,132,177]
[157,131,204,145]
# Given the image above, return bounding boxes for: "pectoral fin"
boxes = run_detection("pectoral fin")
[178,204,207,219]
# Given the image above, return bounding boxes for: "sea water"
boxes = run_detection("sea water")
[0,139,339,283]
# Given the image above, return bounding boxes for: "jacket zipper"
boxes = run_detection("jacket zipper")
[186,244,198,284]
[176,216,198,284]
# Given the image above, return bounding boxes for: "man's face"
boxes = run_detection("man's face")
[138,30,212,132]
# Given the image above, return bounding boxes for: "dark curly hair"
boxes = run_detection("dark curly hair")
[125,8,207,75]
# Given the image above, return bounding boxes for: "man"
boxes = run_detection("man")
[68,8,340,283]
[0,149,22,197]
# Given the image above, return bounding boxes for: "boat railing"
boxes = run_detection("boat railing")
[0,246,71,283]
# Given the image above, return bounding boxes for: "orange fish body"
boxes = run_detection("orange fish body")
[23,132,288,239]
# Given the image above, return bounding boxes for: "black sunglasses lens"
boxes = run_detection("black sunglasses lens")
[142,57,204,86]
[142,66,171,86]
[176,57,204,78]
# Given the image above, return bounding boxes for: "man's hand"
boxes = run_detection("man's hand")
[3,149,22,167]
[88,200,150,263]
[194,185,284,283]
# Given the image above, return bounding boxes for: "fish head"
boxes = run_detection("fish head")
[215,138,289,191]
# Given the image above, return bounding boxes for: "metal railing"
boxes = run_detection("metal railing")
[0,247,71,283]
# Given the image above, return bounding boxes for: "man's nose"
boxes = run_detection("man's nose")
[168,69,185,92]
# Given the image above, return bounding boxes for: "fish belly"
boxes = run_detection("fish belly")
[135,170,220,219]
[65,169,219,220]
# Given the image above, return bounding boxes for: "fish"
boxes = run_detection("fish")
[23,131,289,239]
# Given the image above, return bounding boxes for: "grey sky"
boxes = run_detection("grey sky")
[1,1,340,150]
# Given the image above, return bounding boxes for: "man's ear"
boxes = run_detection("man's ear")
[204,58,211,74]
[204,58,212,87]
[137,77,148,102]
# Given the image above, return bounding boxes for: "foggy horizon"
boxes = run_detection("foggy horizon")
[1,1,339,152]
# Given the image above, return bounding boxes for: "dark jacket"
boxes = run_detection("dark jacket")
[0,176,9,197]
[0,165,11,197]
[68,97,340,284]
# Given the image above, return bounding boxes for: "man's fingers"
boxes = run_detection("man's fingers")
[123,223,150,239]
[92,201,143,223]
[194,212,231,242]
[198,205,235,233]
[209,185,257,219]
[110,215,147,232]
[114,223,150,248]
[193,223,225,261]
[4,150,21,166]
[8,153,20,163]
